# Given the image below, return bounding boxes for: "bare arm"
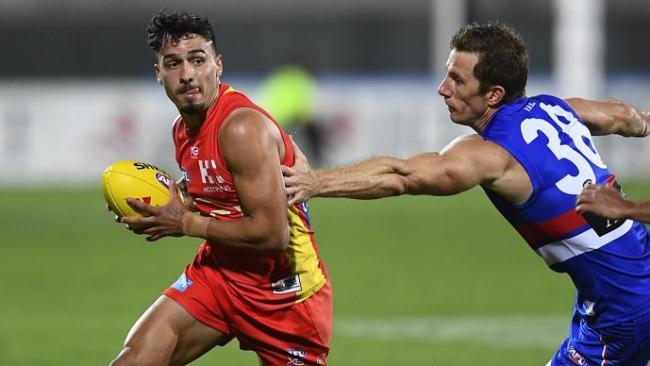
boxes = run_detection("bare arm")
[284,135,508,203]
[566,97,649,137]
[576,184,650,223]
[123,108,289,252]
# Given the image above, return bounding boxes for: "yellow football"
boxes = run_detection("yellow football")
[102,160,173,218]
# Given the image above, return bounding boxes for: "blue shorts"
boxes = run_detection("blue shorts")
[551,311,650,366]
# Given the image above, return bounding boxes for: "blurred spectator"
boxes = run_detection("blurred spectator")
[258,64,325,167]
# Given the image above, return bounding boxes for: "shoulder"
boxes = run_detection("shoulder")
[219,107,283,150]
[441,133,514,175]
[443,133,507,156]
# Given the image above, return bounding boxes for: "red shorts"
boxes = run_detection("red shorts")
[163,261,332,366]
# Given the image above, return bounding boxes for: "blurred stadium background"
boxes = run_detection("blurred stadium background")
[1,0,649,365]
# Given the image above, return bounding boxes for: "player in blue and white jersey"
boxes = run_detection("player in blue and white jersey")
[283,22,650,365]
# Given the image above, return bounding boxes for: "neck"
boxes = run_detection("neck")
[182,110,207,132]
[470,106,498,134]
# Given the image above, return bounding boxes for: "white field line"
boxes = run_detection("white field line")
[335,315,569,347]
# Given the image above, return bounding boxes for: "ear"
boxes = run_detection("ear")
[153,63,162,84]
[485,85,505,107]
[215,54,223,78]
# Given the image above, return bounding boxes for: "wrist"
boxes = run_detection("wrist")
[182,211,209,238]
[311,170,325,197]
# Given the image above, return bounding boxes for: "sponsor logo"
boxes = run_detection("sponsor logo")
[133,162,160,171]
[171,273,193,292]
[155,172,171,189]
[199,159,218,184]
[582,300,596,316]
[272,275,302,294]
[316,353,327,365]
[286,348,306,366]
[568,346,586,365]
[197,159,234,193]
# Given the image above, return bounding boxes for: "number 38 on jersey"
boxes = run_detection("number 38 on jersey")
[521,103,607,195]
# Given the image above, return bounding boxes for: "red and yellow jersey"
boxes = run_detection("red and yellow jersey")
[172,83,327,310]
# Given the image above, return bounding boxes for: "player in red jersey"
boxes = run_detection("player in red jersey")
[110,10,331,366]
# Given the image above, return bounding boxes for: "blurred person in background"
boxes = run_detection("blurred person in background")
[283,22,650,366]
[577,183,650,224]
[258,62,326,167]
[110,10,332,366]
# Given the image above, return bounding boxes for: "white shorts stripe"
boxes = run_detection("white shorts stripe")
[535,220,633,265]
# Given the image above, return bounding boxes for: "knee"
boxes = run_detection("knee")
[109,345,168,366]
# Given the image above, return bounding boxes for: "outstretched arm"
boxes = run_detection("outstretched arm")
[566,98,649,137]
[283,135,509,204]
[576,184,650,223]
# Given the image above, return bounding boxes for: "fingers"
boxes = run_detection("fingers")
[168,181,180,201]
[126,197,155,215]
[285,185,299,196]
[288,191,307,206]
[281,165,295,177]
[186,198,199,212]
[121,215,154,229]
[575,202,592,215]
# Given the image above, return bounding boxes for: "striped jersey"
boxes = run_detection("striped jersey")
[481,94,650,329]
[172,83,328,311]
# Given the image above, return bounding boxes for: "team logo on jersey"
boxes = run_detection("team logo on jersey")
[286,348,306,366]
[272,274,302,294]
[568,346,586,365]
[582,300,596,316]
[171,273,193,292]
[191,146,199,157]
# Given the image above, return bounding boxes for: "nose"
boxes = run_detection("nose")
[179,61,194,84]
[437,77,450,98]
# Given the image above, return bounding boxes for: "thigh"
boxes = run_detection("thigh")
[112,295,231,366]
[551,316,640,366]
[234,282,333,366]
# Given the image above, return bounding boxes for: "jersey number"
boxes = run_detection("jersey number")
[520,103,606,195]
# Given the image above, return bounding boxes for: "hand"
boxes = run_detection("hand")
[106,203,121,223]
[629,108,650,137]
[576,184,632,220]
[121,181,191,241]
[640,110,650,137]
[282,136,316,206]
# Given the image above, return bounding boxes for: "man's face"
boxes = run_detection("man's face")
[155,34,222,115]
[437,49,488,125]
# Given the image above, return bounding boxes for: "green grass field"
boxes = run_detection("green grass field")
[1,182,648,365]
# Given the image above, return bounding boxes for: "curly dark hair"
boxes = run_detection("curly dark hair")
[450,22,529,104]
[146,10,216,53]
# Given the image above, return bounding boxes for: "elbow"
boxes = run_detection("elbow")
[258,224,290,254]
[391,175,410,196]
